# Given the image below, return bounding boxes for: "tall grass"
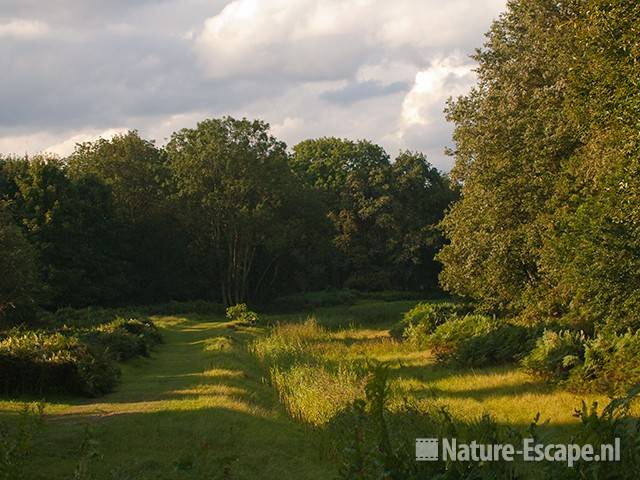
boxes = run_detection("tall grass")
[251,318,368,426]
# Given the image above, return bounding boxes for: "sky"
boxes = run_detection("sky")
[0,0,506,171]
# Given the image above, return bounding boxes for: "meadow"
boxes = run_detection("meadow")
[2,298,633,479]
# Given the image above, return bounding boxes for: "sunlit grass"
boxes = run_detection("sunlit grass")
[0,315,335,479]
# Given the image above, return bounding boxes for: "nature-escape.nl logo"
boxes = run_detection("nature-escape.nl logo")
[415,438,621,467]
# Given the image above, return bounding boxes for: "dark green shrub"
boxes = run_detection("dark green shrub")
[81,317,162,361]
[568,331,640,395]
[521,329,586,383]
[0,332,120,396]
[452,323,542,367]
[426,314,497,363]
[391,302,473,342]
[225,304,259,325]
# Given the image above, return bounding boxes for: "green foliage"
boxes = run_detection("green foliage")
[455,323,542,368]
[167,117,328,305]
[0,331,120,396]
[439,0,640,330]
[521,329,586,383]
[225,304,259,325]
[292,139,455,292]
[425,314,497,362]
[391,301,472,342]
[81,317,162,361]
[0,209,39,324]
[0,403,44,480]
[568,331,640,396]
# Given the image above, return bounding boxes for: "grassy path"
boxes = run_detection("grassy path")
[0,315,336,479]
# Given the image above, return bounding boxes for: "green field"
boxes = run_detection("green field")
[0,301,621,479]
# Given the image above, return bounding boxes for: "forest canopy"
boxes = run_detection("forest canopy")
[0,124,455,322]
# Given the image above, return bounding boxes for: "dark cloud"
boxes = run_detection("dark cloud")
[321,80,409,105]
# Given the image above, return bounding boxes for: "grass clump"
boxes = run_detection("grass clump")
[251,318,365,426]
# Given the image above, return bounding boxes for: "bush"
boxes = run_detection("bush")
[425,314,497,363]
[225,303,259,325]
[81,317,162,361]
[390,302,473,343]
[521,329,586,383]
[0,331,120,396]
[453,323,542,367]
[568,331,640,395]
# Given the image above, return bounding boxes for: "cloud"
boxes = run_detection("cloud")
[0,19,49,38]
[401,55,476,127]
[0,0,507,170]
[321,80,409,105]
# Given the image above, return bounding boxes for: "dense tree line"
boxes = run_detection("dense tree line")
[439,0,640,330]
[0,120,455,322]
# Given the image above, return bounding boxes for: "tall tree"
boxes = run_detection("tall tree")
[68,131,192,302]
[438,0,582,314]
[0,205,39,324]
[390,151,457,290]
[439,0,640,329]
[291,138,396,289]
[2,155,126,307]
[167,117,322,305]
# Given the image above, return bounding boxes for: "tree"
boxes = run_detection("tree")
[3,155,126,307]
[291,138,396,289]
[438,0,582,314]
[167,117,322,305]
[0,206,39,323]
[68,131,192,302]
[390,151,457,290]
[439,0,640,329]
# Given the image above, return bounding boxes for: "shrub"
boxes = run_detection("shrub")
[81,317,162,361]
[426,314,497,363]
[521,329,586,383]
[225,304,259,325]
[391,302,473,343]
[0,331,120,396]
[452,323,542,367]
[568,331,640,395]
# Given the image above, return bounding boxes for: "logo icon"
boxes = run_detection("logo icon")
[416,438,439,461]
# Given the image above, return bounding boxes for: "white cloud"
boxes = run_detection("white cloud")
[401,55,475,127]
[1,0,507,171]
[0,19,49,38]
[0,128,128,157]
